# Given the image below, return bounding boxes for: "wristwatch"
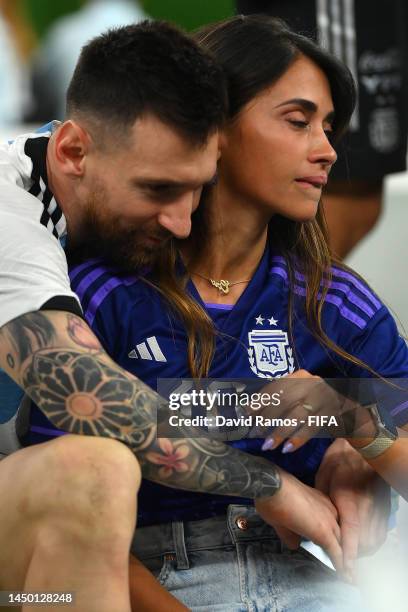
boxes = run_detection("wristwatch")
[357,402,398,460]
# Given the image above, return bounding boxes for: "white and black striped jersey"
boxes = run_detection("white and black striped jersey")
[0,123,82,454]
[0,122,81,330]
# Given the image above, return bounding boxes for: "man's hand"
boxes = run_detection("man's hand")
[315,439,391,582]
[255,469,343,572]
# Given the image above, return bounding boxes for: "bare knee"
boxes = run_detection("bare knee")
[0,438,140,588]
[48,434,142,492]
[23,436,141,538]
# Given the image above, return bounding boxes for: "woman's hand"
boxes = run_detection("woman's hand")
[255,468,343,572]
[259,369,358,453]
[315,439,391,581]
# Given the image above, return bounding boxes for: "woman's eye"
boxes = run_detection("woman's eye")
[288,120,309,129]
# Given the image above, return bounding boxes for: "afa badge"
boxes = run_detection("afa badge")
[248,316,294,378]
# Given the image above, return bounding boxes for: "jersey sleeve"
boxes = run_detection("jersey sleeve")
[0,184,81,329]
[68,260,141,358]
[345,305,408,427]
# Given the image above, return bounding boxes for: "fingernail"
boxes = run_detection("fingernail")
[261,438,275,451]
[282,441,295,454]
[344,570,354,584]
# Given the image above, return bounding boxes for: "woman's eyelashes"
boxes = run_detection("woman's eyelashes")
[288,119,309,129]
[286,117,334,141]
[284,111,310,130]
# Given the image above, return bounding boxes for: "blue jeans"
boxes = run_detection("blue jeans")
[131,505,366,611]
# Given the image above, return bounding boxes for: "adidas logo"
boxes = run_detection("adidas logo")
[128,336,167,362]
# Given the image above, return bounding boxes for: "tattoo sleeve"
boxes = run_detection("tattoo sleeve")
[0,311,281,498]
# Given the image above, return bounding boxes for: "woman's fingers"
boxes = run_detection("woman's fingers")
[260,402,324,453]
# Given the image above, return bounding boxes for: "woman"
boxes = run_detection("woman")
[40,15,406,610]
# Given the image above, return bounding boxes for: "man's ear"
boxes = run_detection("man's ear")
[53,120,92,177]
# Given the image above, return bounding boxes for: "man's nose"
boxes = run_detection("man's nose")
[157,194,195,239]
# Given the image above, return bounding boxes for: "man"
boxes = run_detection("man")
[0,21,313,611]
[236,0,408,258]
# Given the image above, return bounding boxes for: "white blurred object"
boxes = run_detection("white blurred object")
[300,540,336,571]
[347,172,408,611]
[357,522,408,612]
[31,0,147,120]
[346,171,408,333]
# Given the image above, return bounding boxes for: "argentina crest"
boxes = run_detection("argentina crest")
[248,315,295,378]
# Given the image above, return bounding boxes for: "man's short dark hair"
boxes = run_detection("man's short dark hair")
[66,20,227,145]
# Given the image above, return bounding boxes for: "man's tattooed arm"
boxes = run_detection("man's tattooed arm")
[0,311,281,498]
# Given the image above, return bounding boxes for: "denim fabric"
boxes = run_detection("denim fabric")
[131,505,366,612]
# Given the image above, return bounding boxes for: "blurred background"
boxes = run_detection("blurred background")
[0,0,234,124]
[0,1,407,610]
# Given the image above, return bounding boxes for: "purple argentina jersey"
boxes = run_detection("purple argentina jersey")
[29,246,408,525]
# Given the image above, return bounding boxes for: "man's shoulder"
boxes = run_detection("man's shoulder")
[0,126,52,192]
[0,124,67,242]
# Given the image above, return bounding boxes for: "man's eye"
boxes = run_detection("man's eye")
[146,185,178,200]
[148,185,171,193]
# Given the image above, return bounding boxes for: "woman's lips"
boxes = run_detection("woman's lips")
[295,175,327,189]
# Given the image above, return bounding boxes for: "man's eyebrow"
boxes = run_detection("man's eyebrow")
[134,178,184,186]
[275,98,335,123]
[132,173,217,190]
[132,178,193,190]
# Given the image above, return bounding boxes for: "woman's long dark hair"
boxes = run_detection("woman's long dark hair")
[195,15,355,139]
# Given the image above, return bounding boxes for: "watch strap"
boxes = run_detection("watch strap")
[358,435,396,459]
[356,402,397,459]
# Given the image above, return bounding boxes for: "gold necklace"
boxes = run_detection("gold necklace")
[191,272,251,295]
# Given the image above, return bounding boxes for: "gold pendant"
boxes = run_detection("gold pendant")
[210,279,230,294]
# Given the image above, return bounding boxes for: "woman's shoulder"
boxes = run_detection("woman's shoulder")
[268,254,385,331]
[322,263,384,331]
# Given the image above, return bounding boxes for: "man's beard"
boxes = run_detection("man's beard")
[66,190,171,273]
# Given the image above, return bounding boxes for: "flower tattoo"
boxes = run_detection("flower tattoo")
[146,438,189,478]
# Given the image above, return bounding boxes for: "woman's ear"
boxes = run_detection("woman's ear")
[218,128,229,155]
